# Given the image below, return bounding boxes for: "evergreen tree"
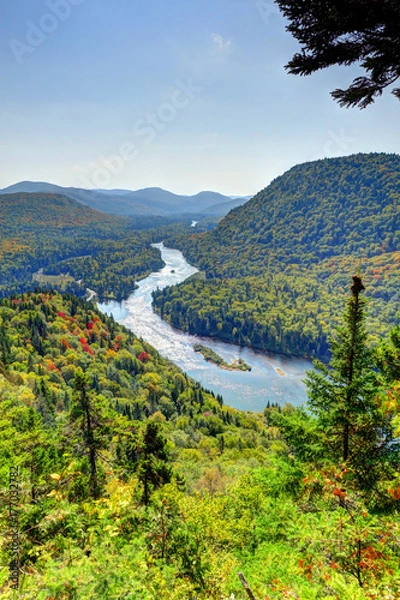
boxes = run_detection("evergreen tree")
[138,421,171,506]
[70,369,109,499]
[35,378,56,428]
[275,0,400,108]
[0,324,12,366]
[306,276,397,489]
[24,408,59,503]
[375,325,400,383]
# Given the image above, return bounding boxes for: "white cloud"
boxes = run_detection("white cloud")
[211,33,232,51]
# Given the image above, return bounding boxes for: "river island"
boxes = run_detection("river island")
[193,343,251,371]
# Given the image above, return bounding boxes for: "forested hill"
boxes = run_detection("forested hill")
[155,153,400,358]
[172,153,400,276]
[1,293,400,597]
[0,192,164,301]
[0,192,118,231]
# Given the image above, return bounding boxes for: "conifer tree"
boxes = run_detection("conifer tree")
[275,0,400,108]
[306,276,396,489]
[376,325,400,383]
[138,421,171,506]
[0,324,12,366]
[70,369,110,499]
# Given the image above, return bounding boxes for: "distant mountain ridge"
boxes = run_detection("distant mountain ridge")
[0,181,250,217]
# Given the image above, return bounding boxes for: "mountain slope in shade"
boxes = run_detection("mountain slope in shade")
[0,182,250,217]
[204,197,252,216]
[0,192,118,229]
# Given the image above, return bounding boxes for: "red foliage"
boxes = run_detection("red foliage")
[60,337,71,350]
[82,343,94,356]
[333,488,346,500]
[47,361,60,372]
[357,545,385,572]
[298,559,313,579]
[87,322,94,330]
[388,487,400,499]
[138,352,150,362]
[57,311,66,318]
[79,337,87,345]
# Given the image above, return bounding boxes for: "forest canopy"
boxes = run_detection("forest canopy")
[156,154,400,358]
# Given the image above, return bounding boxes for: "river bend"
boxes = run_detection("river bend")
[98,243,312,412]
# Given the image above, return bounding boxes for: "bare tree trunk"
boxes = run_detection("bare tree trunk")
[238,572,257,600]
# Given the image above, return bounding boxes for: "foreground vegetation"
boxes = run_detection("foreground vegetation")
[0,280,399,598]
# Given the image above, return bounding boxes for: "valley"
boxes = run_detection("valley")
[1,153,399,383]
[1,153,400,599]
[3,1,400,596]
[98,244,310,412]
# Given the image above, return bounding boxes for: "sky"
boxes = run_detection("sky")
[0,0,399,196]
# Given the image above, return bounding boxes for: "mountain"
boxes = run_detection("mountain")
[0,192,118,230]
[201,196,253,217]
[0,183,154,216]
[175,153,400,271]
[154,153,400,358]
[0,181,250,217]
[0,192,163,300]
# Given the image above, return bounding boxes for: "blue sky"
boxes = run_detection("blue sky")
[1,0,399,195]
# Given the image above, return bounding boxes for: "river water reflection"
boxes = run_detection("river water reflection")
[98,243,313,412]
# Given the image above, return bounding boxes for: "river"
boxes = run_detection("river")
[98,243,313,413]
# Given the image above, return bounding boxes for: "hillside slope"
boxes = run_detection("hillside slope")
[0,192,117,230]
[0,294,399,599]
[0,183,160,216]
[172,153,400,275]
[0,192,163,300]
[155,153,400,358]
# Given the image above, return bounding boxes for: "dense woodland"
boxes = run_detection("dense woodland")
[155,154,400,358]
[0,286,399,598]
[0,193,167,301]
